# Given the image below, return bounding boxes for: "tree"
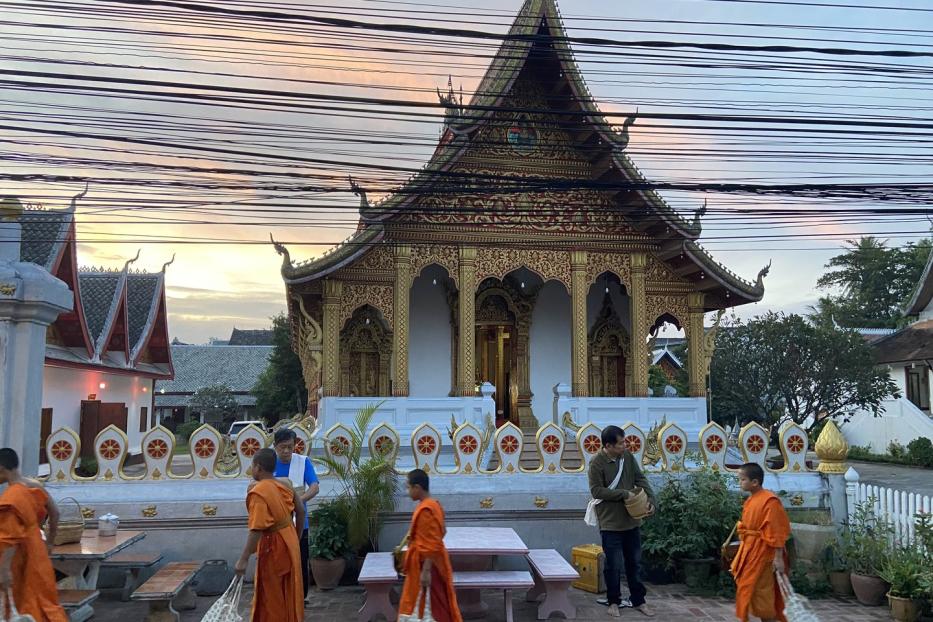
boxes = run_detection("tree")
[189,384,238,422]
[710,313,898,431]
[253,313,307,423]
[811,236,931,329]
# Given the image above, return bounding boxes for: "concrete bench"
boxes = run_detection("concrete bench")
[525,549,579,620]
[59,589,99,622]
[357,552,534,622]
[102,551,163,601]
[130,561,202,622]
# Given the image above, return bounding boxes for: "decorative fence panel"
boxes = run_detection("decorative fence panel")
[845,468,933,544]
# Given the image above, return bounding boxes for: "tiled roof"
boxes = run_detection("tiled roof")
[18,209,71,270]
[154,393,258,408]
[154,345,273,394]
[228,328,274,346]
[77,272,122,346]
[127,274,161,351]
[872,320,933,364]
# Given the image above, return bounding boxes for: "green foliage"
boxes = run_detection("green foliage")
[888,441,907,460]
[709,312,899,430]
[253,313,307,423]
[641,469,743,570]
[880,544,927,598]
[648,364,688,397]
[841,500,894,576]
[318,403,398,552]
[175,420,201,443]
[789,567,831,599]
[189,385,238,422]
[75,456,98,477]
[907,438,933,468]
[913,513,933,600]
[811,236,932,329]
[309,500,350,560]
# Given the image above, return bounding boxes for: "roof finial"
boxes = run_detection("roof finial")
[618,109,637,150]
[123,249,140,273]
[161,253,175,273]
[348,175,370,210]
[693,198,707,228]
[437,76,463,127]
[270,233,292,270]
[68,181,90,213]
[755,259,772,289]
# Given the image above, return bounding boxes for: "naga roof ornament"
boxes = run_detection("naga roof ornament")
[348,175,370,211]
[270,233,292,271]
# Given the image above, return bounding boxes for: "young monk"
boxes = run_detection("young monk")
[398,469,461,622]
[0,447,67,622]
[234,448,305,622]
[731,462,791,622]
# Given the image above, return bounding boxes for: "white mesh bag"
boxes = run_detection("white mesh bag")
[398,587,435,622]
[1,588,35,622]
[199,576,243,622]
[776,571,822,622]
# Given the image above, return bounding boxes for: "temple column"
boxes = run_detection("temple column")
[570,250,589,397]
[630,252,649,397]
[322,279,343,397]
[687,292,706,397]
[457,246,477,396]
[392,245,411,396]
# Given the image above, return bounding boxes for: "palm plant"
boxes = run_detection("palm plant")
[317,402,399,553]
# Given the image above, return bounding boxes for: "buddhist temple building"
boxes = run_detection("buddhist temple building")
[277,0,768,441]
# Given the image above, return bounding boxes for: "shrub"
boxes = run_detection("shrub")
[880,544,926,598]
[309,501,350,560]
[842,500,894,576]
[888,441,907,460]
[175,420,201,443]
[907,437,933,468]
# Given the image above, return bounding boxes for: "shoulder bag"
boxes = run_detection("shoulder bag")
[583,457,624,527]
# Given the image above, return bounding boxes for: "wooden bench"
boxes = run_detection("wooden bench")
[130,561,202,622]
[102,551,163,601]
[59,589,99,622]
[525,549,579,620]
[357,552,534,622]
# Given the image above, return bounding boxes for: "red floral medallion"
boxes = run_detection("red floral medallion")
[747,434,766,453]
[705,434,724,453]
[330,436,350,457]
[240,437,261,458]
[147,439,169,460]
[623,434,643,453]
[194,438,216,459]
[664,435,684,454]
[98,439,121,460]
[417,436,437,455]
[786,434,805,454]
[294,438,306,455]
[459,436,478,455]
[373,436,395,456]
[500,435,519,455]
[542,435,561,455]
[582,434,601,454]
[51,440,73,462]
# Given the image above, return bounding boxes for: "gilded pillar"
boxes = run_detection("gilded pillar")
[630,253,649,397]
[687,292,706,397]
[322,279,343,397]
[457,246,477,396]
[570,250,589,397]
[393,245,411,396]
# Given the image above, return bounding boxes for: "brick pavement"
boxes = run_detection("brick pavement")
[89,581,893,621]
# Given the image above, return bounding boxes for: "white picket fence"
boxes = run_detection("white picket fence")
[845,468,932,544]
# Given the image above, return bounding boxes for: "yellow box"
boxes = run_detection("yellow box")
[571,544,605,593]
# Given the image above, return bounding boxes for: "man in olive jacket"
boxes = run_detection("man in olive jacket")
[587,425,657,618]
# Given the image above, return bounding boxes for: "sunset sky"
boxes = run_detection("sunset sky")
[2,0,930,343]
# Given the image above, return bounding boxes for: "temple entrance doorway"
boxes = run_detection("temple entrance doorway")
[474,287,519,427]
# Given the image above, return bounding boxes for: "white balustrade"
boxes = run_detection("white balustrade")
[845,468,932,545]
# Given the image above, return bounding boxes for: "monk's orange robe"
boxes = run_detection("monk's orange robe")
[0,483,67,622]
[731,489,791,622]
[398,498,461,622]
[246,478,303,622]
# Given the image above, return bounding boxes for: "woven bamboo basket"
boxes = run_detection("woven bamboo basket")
[53,497,85,546]
[624,487,651,520]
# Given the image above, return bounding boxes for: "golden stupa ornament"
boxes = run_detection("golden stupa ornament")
[815,420,848,473]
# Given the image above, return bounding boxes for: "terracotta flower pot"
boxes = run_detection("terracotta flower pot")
[311,557,347,591]
[888,593,921,622]
[828,570,853,597]
[850,572,889,606]
[682,558,717,589]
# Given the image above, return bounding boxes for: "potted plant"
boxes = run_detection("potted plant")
[827,538,853,597]
[309,500,350,590]
[880,544,925,622]
[846,500,893,606]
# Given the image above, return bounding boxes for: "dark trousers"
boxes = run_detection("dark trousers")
[300,528,310,597]
[601,528,647,607]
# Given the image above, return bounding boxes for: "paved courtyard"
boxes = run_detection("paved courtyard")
[89,581,893,621]
[851,460,933,497]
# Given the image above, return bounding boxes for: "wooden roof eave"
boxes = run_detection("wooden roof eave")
[682,241,765,307]
[282,225,386,285]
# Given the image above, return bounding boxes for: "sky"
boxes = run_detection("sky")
[1,0,931,343]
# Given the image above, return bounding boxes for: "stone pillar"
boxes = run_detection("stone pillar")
[0,201,72,476]
[630,252,649,397]
[321,279,343,397]
[687,292,706,397]
[392,245,411,396]
[456,247,477,396]
[570,250,589,397]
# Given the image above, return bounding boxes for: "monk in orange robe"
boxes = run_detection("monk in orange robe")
[0,448,67,622]
[235,448,305,622]
[731,462,791,622]
[398,469,461,622]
